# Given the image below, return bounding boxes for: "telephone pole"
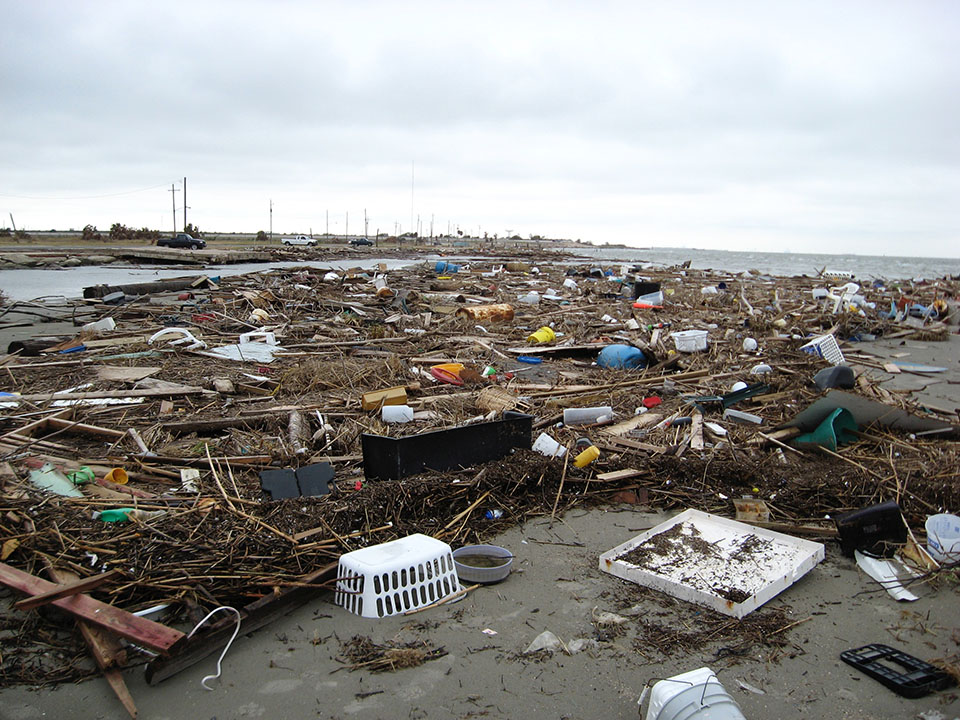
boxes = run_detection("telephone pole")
[269,200,273,241]
[182,176,188,231]
[169,184,180,234]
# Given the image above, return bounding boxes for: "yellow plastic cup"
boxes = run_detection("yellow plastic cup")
[527,326,556,344]
[103,468,128,485]
[573,445,600,468]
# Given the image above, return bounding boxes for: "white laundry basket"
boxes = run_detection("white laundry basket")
[335,533,461,618]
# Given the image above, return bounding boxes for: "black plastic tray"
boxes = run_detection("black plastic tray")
[840,643,954,698]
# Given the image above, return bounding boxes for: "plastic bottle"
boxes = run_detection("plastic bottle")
[573,445,600,468]
[563,407,614,425]
[527,326,556,344]
[485,509,503,519]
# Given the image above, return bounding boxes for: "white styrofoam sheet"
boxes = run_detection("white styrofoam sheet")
[599,509,824,618]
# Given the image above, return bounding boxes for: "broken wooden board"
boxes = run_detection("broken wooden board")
[0,562,184,654]
[145,562,337,684]
[46,565,136,719]
[94,365,161,382]
[15,569,122,610]
[601,413,662,437]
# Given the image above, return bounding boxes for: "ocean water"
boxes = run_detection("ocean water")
[573,246,960,281]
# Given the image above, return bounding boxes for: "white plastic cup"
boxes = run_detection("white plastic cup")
[532,433,566,458]
[382,405,414,423]
[926,514,960,564]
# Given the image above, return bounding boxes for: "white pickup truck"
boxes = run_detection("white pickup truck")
[282,235,317,246]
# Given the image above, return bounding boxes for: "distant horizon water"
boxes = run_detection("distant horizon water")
[573,245,960,281]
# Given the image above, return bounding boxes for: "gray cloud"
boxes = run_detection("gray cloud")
[1,0,958,254]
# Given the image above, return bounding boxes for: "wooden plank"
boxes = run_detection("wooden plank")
[103,669,138,719]
[44,417,127,439]
[15,569,122,610]
[0,562,184,654]
[595,468,645,482]
[603,435,667,454]
[145,562,337,685]
[16,387,210,402]
[690,411,704,451]
[46,565,136,718]
[47,567,128,671]
[94,365,161,382]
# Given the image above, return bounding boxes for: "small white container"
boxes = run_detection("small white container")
[672,330,708,353]
[926,513,960,564]
[742,337,758,352]
[532,432,566,458]
[82,317,116,334]
[382,405,414,423]
[635,290,664,306]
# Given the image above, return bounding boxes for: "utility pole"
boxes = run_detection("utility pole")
[8,213,16,233]
[364,208,368,239]
[169,184,179,234]
[182,176,188,231]
[269,200,273,241]
[430,214,434,242]
[410,161,415,236]
[345,211,349,242]
[325,210,329,237]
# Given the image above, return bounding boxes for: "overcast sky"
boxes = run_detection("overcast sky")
[1,1,958,256]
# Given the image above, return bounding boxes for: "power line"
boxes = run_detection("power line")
[0,182,172,201]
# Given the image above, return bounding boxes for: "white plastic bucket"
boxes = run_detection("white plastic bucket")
[926,514,960,564]
[646,668,745,720]
[672,330,708,353]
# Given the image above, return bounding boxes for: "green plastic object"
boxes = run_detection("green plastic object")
[96,508,166,523]
[67,466,95,485]
[98,508,137,523]
[792,407,858,451]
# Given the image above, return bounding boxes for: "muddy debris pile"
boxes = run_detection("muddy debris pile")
[0,249,958,699]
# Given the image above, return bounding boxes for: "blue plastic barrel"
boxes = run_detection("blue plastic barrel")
[596,344,646,369]
[435,261,461,273]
